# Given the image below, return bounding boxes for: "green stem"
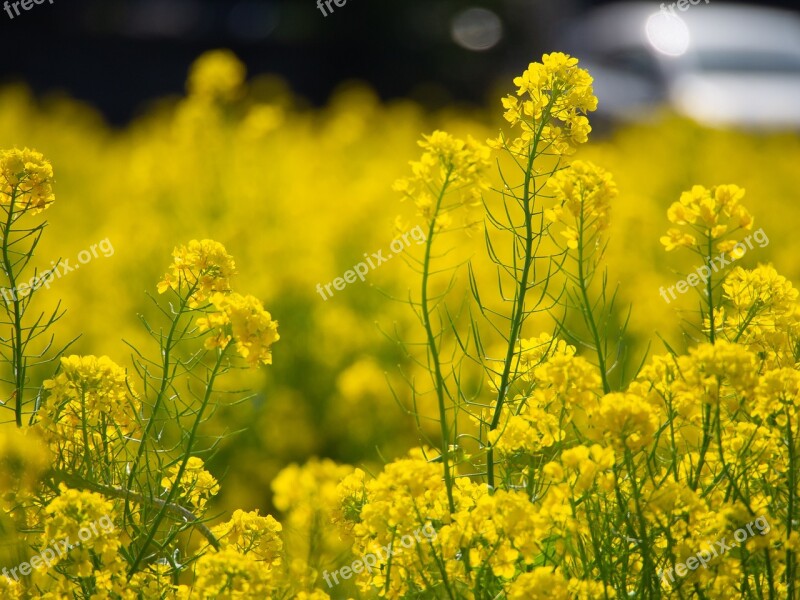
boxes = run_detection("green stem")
[1,188,26,427]
[576,188,610,394]
[127,343,229,577]
[624,447,658,598]
[49,470,220,550]
[420,168,456,513]
[486,99,554,491]
[124,285,196,493]
[706,235,715,345]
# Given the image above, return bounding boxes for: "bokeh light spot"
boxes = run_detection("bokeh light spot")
[645,10,691,57]
[451,7,504,52]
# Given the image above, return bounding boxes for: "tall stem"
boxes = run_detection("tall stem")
[1,188,26,427]
[486,101,552,491]
[576,188,610,394]
[420,169,456,512]
[127,343,229,577]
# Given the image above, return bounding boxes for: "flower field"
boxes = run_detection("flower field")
[1,49,800,598]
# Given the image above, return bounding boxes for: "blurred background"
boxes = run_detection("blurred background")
[3,0,800,126]
[2,0,800,521]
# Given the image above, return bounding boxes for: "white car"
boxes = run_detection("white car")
[562,2,800,129]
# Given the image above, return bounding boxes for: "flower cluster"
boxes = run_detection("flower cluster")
[393,130,491,229]
[0,147,55,215]
[210,509,284,564]
[719,264,800,365]
[197,292,280,366]
[37,355,139,460]
[545,160,617,251]
[159,239,280,367]
[661,184,754,253]
[490,52,598,156]
[161,457,220,511]
[42,486,122,577]
[157,239,238,305]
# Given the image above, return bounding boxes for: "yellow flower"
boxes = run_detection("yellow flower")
[187,49,246,102]
[0,576,23,599]
[161,456,220,511]
[533,351,602,412]
[662,184,753,254]
[0,147,55,214]
[196,291,280,366]
[394,130,491,224]
[271,459,355,588]
[516,334,575,379]
[546,160,617,251]
[191,546,280,599]
[720,265,800,364]
[724,264,798,315]
[553,444,615,494]
[754,368,800,423]
[660,228,697,252]
[488,410,564,456]
[211,509,284,565]
[43,485,121,574]
[507,567,606,600]
[491,52,597,156]
[589,392,660,452]
[672,341,759,413]
[293,591,331,600]
[38,355,138,456]
[157,239,237,305]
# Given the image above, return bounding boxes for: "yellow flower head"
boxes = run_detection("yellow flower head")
[196,292,280,367]
[491,52,598,156]
[191,546,280,598]
[0,147,55,215]
[157,239,237,305]
[294,592,331,600]
[590,392,660,452]
[187,49,246,102]
[517,333,575,377]
[0,576,23,599]
[211,509,284,564]
[161,456,220,511]
[334,467,368,533]
[545,160,617,251]
[394,130,491,225]
[272,459,355,520]
[43,486,121,573]
[671,341,759,415]
[488,410,564,456]
[661,184,753,253]
[39,355,138,455]
[721,265,800,361]
[508,567,607,600]
[723,264,798,316]
[271,458,355,570]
